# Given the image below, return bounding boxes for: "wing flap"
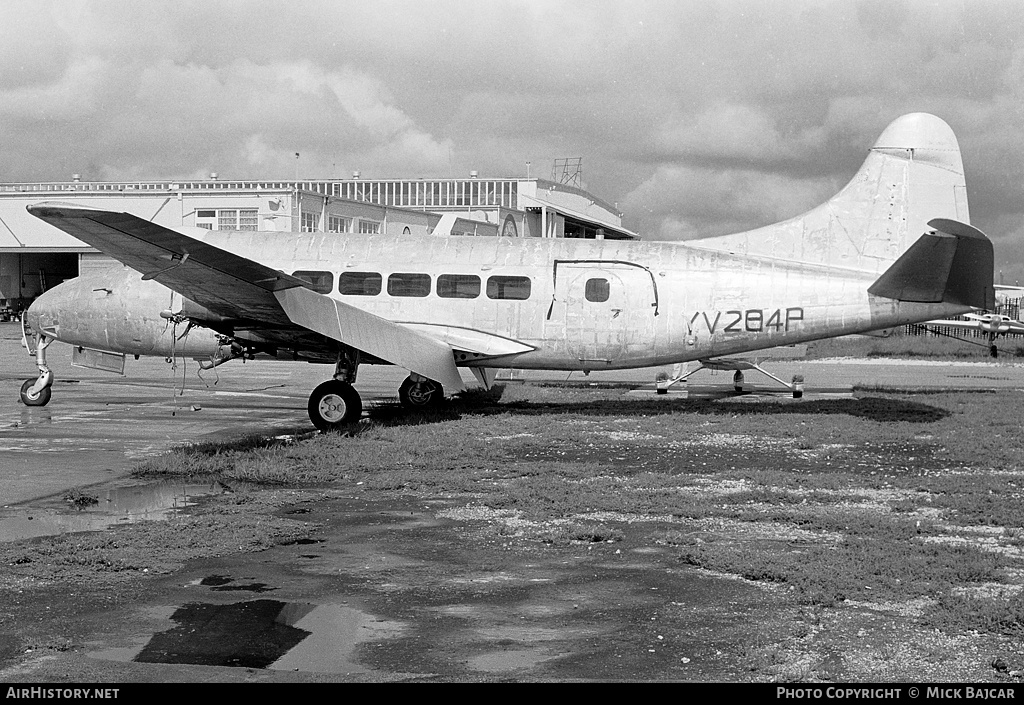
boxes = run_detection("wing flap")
[276,286,465,391]
[400,323,535,357]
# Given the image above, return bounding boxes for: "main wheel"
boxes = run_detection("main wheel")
[20,379,51,407]
[307,380,362,431]
[399,376,444,410]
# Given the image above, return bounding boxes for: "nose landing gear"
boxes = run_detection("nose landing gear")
[20,328,54,407]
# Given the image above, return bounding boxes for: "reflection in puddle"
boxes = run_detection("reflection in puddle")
[0,480,230,542]
[94,599,404,673]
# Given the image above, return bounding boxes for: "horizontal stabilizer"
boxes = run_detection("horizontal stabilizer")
[867,218,994,310]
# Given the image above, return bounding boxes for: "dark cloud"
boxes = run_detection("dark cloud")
[2,0,1024,272]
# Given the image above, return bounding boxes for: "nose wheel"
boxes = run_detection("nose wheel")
[20,331,53,406]
[307,380,362,431]
[20,378,52,406]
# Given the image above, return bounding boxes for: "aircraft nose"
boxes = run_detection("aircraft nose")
[24,283,66,339]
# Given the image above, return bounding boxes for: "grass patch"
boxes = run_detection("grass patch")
[126,383,1024,638]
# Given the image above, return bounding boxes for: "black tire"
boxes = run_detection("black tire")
[20,379,51,407]
[398,376,444,409]
[307,380,362,431]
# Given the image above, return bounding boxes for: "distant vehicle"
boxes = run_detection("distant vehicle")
[21,113,993,430]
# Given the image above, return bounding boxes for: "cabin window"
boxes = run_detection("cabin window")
[437,274,481,299]
[388,272,431,297]
[359,220,381,234]
[291,270,334,294]
[338,271,382,296]
[585,278,610,302]
[486,275,531,300]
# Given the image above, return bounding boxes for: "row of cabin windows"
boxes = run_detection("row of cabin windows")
[291,270,613,303]
[291,271,533,300]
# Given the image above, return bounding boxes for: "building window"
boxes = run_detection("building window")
[486,275,531,300]
[328,215,352,233]
[301,212,319,232]
[338,271,382,296]
[291,270,333,294]
[585,278,610,302]
[217,209,258,231]
[387,272,431,297]
[437,274,481,299]
[358,220,380,234]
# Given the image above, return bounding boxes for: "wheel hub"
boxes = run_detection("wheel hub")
[317,394,347,422]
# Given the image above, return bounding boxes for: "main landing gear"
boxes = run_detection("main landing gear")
[307,379,362,430]
[398,374,444,409]
[305,355,446,431]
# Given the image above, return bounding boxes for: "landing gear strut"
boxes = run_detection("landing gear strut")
[20,331,53,407]
[662,359,805,398]
[399,374,444,410]
[307,350,362,431]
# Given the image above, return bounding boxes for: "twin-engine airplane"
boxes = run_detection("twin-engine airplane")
[20,113,994,430]
[923,307,1024,357]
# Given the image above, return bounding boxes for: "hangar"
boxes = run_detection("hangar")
[0,174,633,318]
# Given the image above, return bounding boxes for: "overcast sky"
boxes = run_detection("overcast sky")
[4,1,1024,280]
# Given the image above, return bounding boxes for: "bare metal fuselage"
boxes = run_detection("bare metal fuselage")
[28,232,968,374]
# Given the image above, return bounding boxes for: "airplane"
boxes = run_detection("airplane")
[917,285,1024,357]
[19,112,994,431]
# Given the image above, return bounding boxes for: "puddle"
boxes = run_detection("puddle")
[0,480,231,542]
[92,599,404,673]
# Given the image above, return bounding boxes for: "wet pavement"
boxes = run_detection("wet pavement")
[2,494,800,682]
[0,323,406,505]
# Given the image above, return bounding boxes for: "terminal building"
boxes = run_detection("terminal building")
[0,174,634,317]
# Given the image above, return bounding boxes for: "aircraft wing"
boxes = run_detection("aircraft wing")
[27,203,465,391]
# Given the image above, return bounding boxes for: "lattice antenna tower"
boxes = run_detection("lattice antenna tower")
[552,157,583,188]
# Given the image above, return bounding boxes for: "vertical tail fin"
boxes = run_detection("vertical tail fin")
[694,113,969,274]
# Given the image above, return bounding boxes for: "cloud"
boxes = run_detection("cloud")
[0,55,108,120]
[1,0,1023,271]
[622,163,838,241]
